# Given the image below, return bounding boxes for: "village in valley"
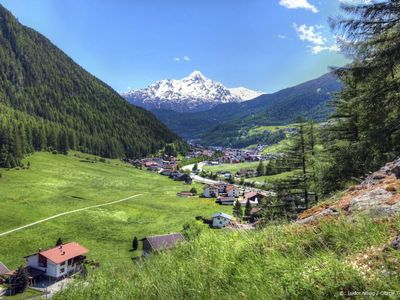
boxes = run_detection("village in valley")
[129,143,279,228]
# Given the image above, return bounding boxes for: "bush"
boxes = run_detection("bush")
[181,220,204,240]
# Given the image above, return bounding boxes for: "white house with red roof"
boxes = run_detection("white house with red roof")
[226,185,240,198]
[203,185,219,198]
[25,242,88,279]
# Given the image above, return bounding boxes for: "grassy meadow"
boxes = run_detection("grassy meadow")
[0,152,230,268]
[202,161,260,174]
[246,171,296,184]
[55,215,400,299]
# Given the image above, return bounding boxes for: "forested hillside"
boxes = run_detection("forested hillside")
[0,4,185,167]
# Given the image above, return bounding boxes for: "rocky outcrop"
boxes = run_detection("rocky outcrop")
[297,206,339,224]
[390,236,400,250]
[297,158,400,224]
[340,158,400,217]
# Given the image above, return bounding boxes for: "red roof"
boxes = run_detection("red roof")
[39,242,88,264]
[144,161,158,167]
[244,191,258,199]
[244,191,267,199]
[226,185,236,191]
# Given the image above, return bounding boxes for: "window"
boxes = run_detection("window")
[38,255,47,268]
[60,268,65,273]
[68,259,72,265]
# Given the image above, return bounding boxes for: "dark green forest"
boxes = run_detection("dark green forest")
[319,0,400,191]
[0,5,185,168]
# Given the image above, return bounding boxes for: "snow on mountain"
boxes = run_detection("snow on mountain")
[122,71,263,112]
[228,87,263,101]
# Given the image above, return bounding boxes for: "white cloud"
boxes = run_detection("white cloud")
[279,0,318,13]
[338,0,372,4]
[293,23,325,45]
[293,23,340,54]
[173,56,191,62]
[310,44,340,54]
[278,34,287,39]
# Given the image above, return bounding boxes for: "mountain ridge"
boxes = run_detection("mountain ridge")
[122,71,263,112]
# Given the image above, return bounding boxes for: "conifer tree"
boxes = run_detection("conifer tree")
[256,160,265,176]
[12,266,29,294]
[132,236,138,251]
[233,200,243,219]
[56,237,63,246]
[244,199,252,218]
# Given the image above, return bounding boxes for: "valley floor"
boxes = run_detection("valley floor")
[0,152,230,267]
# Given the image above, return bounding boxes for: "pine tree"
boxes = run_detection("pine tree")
[12,266,29,294]
[132,236,138,251]
[233,200,243,219]
[265,161,273,176]
[58,130,69,155]
[256,160,265,176]
[278,118,317,210]
[244,199,252,218]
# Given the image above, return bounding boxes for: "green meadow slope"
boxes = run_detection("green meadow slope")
[55,215,400,299]
[0,152,229,267]
[1,153,400,300]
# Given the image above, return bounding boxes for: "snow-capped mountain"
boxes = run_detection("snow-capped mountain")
[228,87,263,101]
[122,71,263,112]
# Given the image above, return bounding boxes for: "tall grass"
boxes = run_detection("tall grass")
[55,215,400,299]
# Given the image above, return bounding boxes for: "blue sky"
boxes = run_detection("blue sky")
[0,0,353,93]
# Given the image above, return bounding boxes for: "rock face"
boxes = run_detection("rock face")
[297,206,339,225]
[297,158,400,224]
[341,158,400,217]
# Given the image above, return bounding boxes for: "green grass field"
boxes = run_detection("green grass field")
[0,152,229,268]
[248,124,295,135]
[2,288,42,300]
[246,171,296,184]
[202,162,260,174]
[54,215,400,299]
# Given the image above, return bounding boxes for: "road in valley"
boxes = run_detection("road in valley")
[181,161,271,194]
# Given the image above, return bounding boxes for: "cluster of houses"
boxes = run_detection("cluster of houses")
[132,156,179,172]
[203,182,268,208]
[128,156,193,184]
[186,144,264,164]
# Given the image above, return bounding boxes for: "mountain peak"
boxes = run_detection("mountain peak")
[123,72,263,113]
[187,70,206,80]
